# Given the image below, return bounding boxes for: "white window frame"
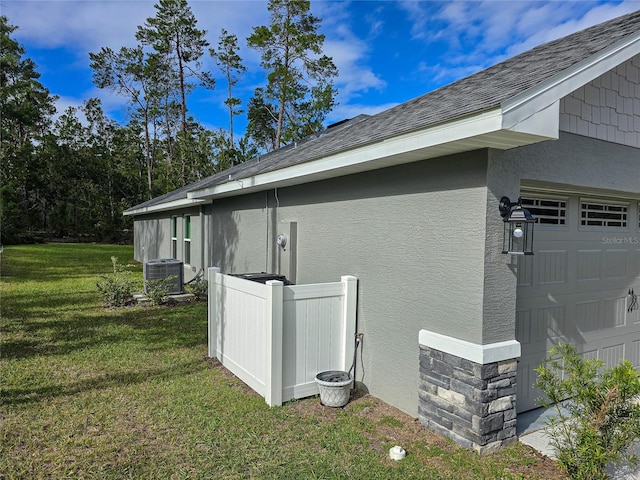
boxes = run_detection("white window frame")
[184,215,191,265]
[171,216,178,259]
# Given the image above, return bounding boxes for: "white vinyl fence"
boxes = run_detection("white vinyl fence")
[207,267,358,406]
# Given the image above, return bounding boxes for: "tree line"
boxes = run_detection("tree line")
[1,0,337,244]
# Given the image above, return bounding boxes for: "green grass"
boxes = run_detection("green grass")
[0,244,563,479]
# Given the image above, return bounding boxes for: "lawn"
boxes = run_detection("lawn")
[0,244,565,479]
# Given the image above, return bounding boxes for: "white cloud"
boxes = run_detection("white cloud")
[399,0,640,85]
[325,38,387,99]
[50,87,129,125]
[52,95,85,119]
[328,101,398,123]
[4,1,270,61]
[416,61,484,85]
[4,1,151,51]
[505,1,640,57]
[13,0,634,135]
[315,1,387,108]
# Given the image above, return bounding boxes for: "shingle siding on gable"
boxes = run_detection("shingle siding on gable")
[559,54,640,147]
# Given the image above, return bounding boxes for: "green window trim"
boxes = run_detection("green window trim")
[184,216,191,240]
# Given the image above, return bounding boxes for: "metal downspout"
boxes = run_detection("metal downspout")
[200,205,205,272]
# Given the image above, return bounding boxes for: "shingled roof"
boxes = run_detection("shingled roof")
[125,10,640,215]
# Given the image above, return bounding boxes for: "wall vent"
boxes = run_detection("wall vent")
[144,259,184,294]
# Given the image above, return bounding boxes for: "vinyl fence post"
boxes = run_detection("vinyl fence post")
[265,279,284,407]
[208,267,221,359]
[341,276,358,372]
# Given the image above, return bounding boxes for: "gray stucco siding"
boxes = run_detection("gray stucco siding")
[133,214,171,264]
[133,206,206,282]
[494,132,640,195]
[482,131,640,350]
[208,192,269,275]
[213,151,491,416]
[481,173,520,346]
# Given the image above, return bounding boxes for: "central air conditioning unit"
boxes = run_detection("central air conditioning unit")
[143,258,184,295]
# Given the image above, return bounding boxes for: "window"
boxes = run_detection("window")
[521,197,567,225]
[580,200,628,228]
[184,215,191,264]
[171,217,178,258]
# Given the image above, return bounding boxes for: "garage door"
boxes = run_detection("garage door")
[516,193,640,413]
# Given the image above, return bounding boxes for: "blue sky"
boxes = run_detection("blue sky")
[4,0,640,136]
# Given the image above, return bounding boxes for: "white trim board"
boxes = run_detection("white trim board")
[419,329,521,365]
[124,197,208,216]
[190,108,553,202]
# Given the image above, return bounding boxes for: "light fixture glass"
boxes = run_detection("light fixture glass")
[500,197,535,255]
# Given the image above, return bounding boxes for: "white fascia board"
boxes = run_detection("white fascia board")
[123,197,207,216]
[419,329,521,365]
[502,31,640,132]
[190,108,507,200]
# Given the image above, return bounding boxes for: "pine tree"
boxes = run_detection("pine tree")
[247,0,338,151]
[136,0,213,138]
[211,29,246,145]
[89,46,167,197]
[0,16,57,243]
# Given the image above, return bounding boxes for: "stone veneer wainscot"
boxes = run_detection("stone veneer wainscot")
[418,330,521,454]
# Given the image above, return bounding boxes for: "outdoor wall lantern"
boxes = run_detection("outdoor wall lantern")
[499,196,535,255]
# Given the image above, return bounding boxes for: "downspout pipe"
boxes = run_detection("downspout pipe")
[200,205,205,274]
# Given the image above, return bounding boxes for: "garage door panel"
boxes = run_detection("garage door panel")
[516,192,640,413]
[538,250,568,285]
[576,250,602,281]
[633,341,640,368]
[575,300,601,332]
[516,304,571,348]
[602,296,629,327]
[605,250,629,279]
[517,349,550,412]
[516,255,534,286]
[631,303,640,324]
[600,343,625,368]
[515,309,531,344]
[517,333,640,412]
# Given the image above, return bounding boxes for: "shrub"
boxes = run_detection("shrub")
[96,256,136,307]
[186,275,208,300]
[534,343,640,479]
[144,275,177,306]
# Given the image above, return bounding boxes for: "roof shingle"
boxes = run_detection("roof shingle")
[126,10,640,213]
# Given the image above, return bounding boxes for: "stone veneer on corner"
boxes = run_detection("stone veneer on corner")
[418,332,520,455]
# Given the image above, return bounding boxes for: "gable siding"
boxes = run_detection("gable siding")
[559,54,640,147]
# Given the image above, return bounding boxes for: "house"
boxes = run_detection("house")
[124,11,640,453]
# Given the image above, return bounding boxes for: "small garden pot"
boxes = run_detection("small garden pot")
[315,370,353,407]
